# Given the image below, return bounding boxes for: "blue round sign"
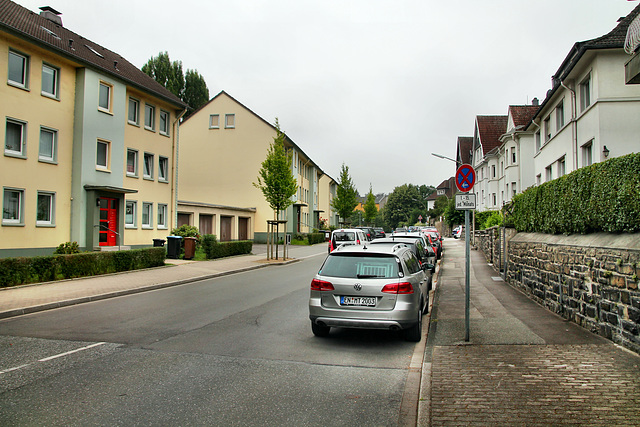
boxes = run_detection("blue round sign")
[455,164,476,193]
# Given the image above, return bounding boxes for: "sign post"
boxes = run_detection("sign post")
[455,164,476,342]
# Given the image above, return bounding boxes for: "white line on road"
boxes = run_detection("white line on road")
[0,342,106,374]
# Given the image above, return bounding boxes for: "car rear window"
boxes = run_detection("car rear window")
[333,232,356,242]
[320,254,400,279]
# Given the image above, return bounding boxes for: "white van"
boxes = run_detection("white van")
[328,229,367,253]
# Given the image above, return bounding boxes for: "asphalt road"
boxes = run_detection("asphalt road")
[0,245,421,426]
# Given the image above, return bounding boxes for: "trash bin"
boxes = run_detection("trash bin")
[153,238,166,247]
[183,237,196,260]
[166,235,182,259]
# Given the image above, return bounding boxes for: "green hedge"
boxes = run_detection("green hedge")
[509,153,640,234]
[201,235,253,259]
[0,248,166,288]
[307,232,326,245]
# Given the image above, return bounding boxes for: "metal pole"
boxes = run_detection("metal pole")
[465,209,470,342]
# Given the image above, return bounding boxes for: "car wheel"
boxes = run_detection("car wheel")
[311,321,330,337]
[404,309,422,342]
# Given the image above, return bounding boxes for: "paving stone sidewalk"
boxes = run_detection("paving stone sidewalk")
[419,239,640,426]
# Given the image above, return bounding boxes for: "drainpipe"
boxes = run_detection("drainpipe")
[172,109,187,231]
[561,80,578,170]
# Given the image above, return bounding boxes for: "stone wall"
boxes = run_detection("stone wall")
[505,232,640,354]
[474,226,517,271]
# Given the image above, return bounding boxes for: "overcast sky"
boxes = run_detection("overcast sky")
[16,0,638,194]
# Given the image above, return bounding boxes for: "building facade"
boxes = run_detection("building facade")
[1,1,186,257]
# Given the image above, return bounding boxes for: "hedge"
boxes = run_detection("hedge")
[508,152,640,234]
[307,232,326,245]
[0,248,166,288]
[201,235,253,259]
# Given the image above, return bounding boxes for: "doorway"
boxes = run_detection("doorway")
[98,197,118,246]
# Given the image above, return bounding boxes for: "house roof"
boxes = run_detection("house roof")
[456,137,473,165]
[0,0,186,109]
[508,105,538,129]
[475,116,508,156]
[184,90,335,183]
[534,4,640,119]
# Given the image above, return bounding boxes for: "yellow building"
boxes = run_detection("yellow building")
[177,91,336,242]
[1,2,186,257]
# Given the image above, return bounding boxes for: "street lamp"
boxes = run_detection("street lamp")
[431,152,461,165]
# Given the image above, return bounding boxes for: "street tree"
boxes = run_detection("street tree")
[332,163,358,226]
[253,119,298,258]
[383,184,422,229]
[142,51,209,116]
[363,186,378,225]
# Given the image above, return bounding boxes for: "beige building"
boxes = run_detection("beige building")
[177,91,336,242]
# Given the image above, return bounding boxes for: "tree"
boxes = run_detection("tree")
[142,52,209,116]
[382,184,422,229]
[253,119,297,215]
[331,164,358,225]
[363,186,378,225]
[444,197,465,228]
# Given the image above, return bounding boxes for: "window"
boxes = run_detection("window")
[511,148,516,164]
[492,193,497,206]
[2,188,24,225]
[125,200,137,228]
[558,156,566,177]
[580,74,591,112]
[556,100,564,130]
[142,202,153,228]
[545,165,553,182]
[36,192,55,226]
[158,156,168,182]
[143,152,154,179]
[8,50,29,88]
[39,127,57,162]
[225,114,235,128]
[209,114,220,129]
[126,149,138,176]
[145,104,155,130]
[536,174,542,185]
[159,110,169,135]
[96,139,110,170]
[511,182,517,198]
[491,165,496,178]
[5,119,26,156]
[98,81,112,112]
[544,116,551,141]
[157,204,168,229]
[128,98,140,125]
[41,64,59,98]
[535,131,541,152]
[582,141,593,167]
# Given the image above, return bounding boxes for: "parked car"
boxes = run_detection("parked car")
[453,226,464,239]
[393,231,438,261]
[424,232,442,259]
[328,229,368,253]
[309,244,429,341]
[368,238,434,288]
[355,226,376,241]
[373,227,386,239]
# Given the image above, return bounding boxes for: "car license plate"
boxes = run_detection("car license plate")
[340,296,376,306]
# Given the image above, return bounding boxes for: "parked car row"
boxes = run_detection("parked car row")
[313,225,444,341]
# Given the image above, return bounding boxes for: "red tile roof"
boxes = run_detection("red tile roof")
[456,137,473,165]
[508,105,538,129]
[0,0,186,109]
[475,116,507,155]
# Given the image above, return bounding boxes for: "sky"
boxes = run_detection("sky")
[15,0,639,194]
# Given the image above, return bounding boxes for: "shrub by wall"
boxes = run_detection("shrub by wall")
[0,248,166,288]
[509,153,640,234]
[201,235,252,259]
[307,233,325,245]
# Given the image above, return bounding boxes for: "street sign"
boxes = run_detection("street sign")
[455,194,476,210]
[455,164,476,193]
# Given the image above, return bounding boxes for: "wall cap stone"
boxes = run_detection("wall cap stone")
[510,232,640,251]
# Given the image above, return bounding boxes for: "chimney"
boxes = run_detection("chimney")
[39,6,63,26]
[532,97,539,106]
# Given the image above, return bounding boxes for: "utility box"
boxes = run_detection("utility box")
[166,235,182,259]
[183,237,196,260]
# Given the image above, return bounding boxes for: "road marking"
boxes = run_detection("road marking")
[0,342,106,374]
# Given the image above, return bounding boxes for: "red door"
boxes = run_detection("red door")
[99,198,118,246]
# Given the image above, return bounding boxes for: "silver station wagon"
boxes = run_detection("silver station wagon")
[309,244,428,341]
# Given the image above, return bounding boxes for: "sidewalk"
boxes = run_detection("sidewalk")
[418,238,640,426]
[0,244,295,319]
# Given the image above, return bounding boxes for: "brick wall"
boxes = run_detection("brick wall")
[502,232,640,354]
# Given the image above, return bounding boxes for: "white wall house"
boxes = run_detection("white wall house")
[526,7,640,184]
[471,116,507,212]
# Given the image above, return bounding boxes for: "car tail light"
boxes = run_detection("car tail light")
[382,282,414,294]
[311,279,335,291]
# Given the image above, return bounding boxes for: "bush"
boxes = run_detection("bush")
[509,153,640,234]
[307,232,325,245]
[54,241,80,254]
[202,238,252,259]
[170,225,201,246]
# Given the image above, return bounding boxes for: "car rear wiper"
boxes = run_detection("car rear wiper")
[356,274,383,278]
